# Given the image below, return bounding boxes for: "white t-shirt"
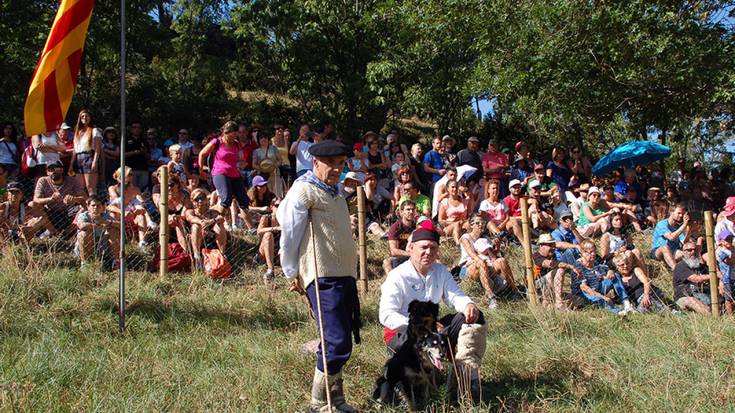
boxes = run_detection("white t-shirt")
[36,132,62,165]
[715,218,735,240]
[478,199,507,225]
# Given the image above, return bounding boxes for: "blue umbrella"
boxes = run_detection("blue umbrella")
[592,140,671,176]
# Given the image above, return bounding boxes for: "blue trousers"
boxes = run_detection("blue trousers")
[582,274,629,313]
[306,277,358,374]
[212,174,249,209]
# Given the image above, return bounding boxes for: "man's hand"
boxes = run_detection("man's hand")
[289,279,305,295]
[463,303,479,324]
[640,293,651,308]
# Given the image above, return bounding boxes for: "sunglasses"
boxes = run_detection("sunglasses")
[193,196,206,202]
[683,248,696,252]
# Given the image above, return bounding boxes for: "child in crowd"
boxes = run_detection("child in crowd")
[167,144,188,187]
[717,230,735,314]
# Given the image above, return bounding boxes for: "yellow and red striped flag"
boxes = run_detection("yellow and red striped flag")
[24,0,95,136]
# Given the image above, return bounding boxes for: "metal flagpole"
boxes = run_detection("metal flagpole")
[118,0,127,333]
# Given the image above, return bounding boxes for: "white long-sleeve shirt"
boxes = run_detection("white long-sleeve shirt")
[276,188,309,280]
[379,260,474,332]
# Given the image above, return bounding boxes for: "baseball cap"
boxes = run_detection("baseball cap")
[344,171,364,184]
[47,160,64,169]
[6,181,23,192]
[529,180,541,189]
[60,122,72,130]
[515,141,528,151]
[559,209,573,220]
[468,136,480,143]
[441,135,455,143]
[533,163,545,171]
[587,186,601,195]
[508,179,522,189]
[252,175,267,187]
[353,143,363,151]
[473,238,492,253]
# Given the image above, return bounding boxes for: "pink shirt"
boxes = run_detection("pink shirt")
[211,138,241,178]
[482,151,509,180]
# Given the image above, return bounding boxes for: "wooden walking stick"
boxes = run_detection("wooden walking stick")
[704,211,720,317]
[357,185,368,293]
[308,212,333,411]
[158,166,169,280]
[520,197,538,306]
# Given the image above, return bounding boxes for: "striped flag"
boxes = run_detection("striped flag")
[24,0,95,136]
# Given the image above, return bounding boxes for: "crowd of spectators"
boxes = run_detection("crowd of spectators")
[2,112,735,314]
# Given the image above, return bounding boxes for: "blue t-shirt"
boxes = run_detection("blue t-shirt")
[547,161,571,191]
[614,180,643,201]
[551,227,579,261]
[651,219,685,253]
[717,247,734,285]
[572,260,609,296]
[423,150,444,183]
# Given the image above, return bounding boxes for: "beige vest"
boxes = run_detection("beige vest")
[292,181,357,288]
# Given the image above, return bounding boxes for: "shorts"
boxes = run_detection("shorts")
[676,293,711,309]
[74,152,95,174]
[49,205,82,231]
[649,249,658,260]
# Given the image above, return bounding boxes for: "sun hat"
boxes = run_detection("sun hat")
[537,233,556,245]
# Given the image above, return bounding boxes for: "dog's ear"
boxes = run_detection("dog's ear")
[408,300,419,315]
[429,302,439,319]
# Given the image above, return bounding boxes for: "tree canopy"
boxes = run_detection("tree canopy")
[1,0,733,155]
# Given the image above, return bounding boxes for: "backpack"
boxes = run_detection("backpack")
[201,248,232,279]
[153,242,192,273]
[21,144,38,176]
[205,137,221,173]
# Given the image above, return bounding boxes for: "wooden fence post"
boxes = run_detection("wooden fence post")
[704,210,720,317]
[158,166,169,280]
[357,186,368,293]
[520,197,538,306]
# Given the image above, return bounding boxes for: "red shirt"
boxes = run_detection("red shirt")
[240,140,259,169]
[503,194,522,217]
[482,151,509,180]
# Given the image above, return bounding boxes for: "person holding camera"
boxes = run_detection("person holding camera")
[601,211,647,274]
[551,210,584,264]
[651,204,701,270]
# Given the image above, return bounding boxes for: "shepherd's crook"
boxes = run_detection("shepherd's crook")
[309,213,333,411]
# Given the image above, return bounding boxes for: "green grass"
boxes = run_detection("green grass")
[2,233,735,412]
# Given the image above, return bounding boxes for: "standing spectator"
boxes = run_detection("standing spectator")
[482,139,509,196]
[75,195,120,268]
[546,147,572,196]
[670,158,686,186]
[567,145,593,180]
[423,136,446,185]
[253,133,283,197]
[57,122,74,170]
[101,127,120,185]
[571,240,635,314]
[167,144,188,187]
[32,160,86,236]
[125,121,149,191]
[441,135,457,167]
[30,128,66,179]
[456,136,483,183]
[438,180,469,244]
[651,204,696,270]
[0,122,19,176]
[199,121,252,233]
[185,188,227,272]
[382,200,416,275]
[672,240,711,314]
[409,143,429,194]
[237,123,258,187]
[273,124,291,187]
[514,141,533,164]
[290,125,317,178]
[365,138,389,184]
[176,128,194,171]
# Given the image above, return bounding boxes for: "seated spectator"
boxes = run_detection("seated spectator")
[602,184,642,231]
[546,147,572,196]
[646,199,669,228]
[379,220,487,400]
[390,166,414,212]
[527,163,557,198]
[551,210,583,264]
[0,182,54,242]
[75,196,120,268]
[614,169,643,201]
[715,196,735,236]
[432,167,458,207]
[527,180,557,232]
[478,179,509,236]
[568,183,589,222]
[107,166,151,248]
[398,182,431,217]
[153,177,192,248]
[716,230,735,314]
[247,175,276,215]
[651,204,698,270]
[438,180,469,243]
[600,211,647,273]
[672,240,711,314]
[185,188,227,272]
[348,143,368,174]
[571,240,635,314]
[502,179,525,241]
[612,253,667,313]
[576,186,616,237]
[382,199,416,274]
[32,160,86,236]
[533,234,580,310]
[256,197,281,284]
[510,156,533,191]
[458,215,518,308]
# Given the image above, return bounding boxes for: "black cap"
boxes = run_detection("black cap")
[488,138,499,145]
[47,160,64,169]
[6,181,23,192]
[308,140,351,157]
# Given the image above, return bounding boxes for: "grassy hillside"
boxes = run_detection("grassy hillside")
[1,234,735,412]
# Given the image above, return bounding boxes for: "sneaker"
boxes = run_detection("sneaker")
[38,229,52,239]
[263,268,274,284]
[486,296,498,310]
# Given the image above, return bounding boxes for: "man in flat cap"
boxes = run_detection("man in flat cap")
[277,140,359,413]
